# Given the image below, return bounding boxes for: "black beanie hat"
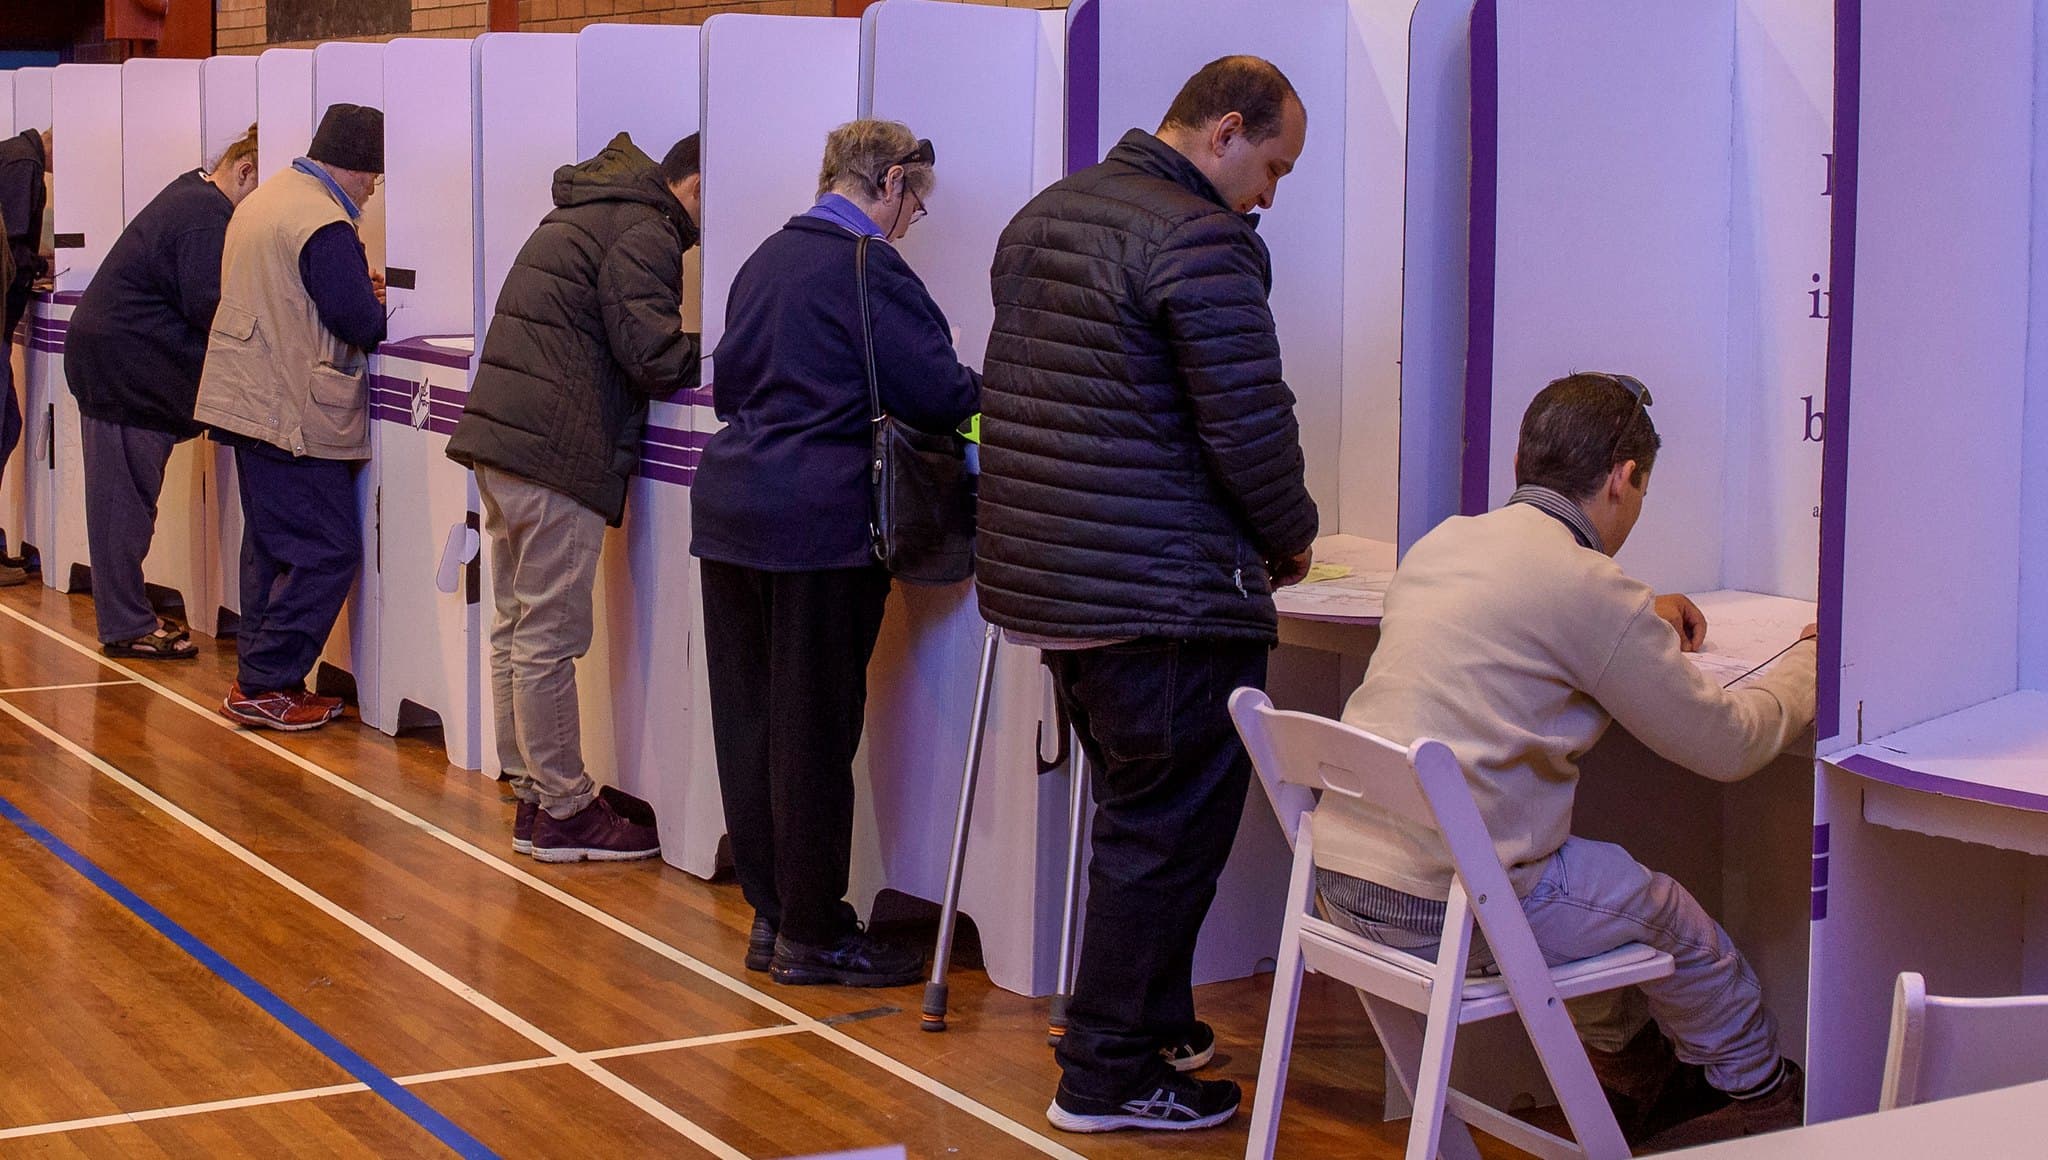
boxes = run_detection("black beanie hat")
[308,103,384,174]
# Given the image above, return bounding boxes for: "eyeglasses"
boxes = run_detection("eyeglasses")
[1597,372,1654,466]
[906,189,928,227]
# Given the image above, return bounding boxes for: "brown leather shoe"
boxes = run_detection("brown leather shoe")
[1587,1022,1729,1144]
[1641,1060,1803,1152]
[220,683,332,731]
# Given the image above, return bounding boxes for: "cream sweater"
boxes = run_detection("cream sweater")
[1314,504,1816,899]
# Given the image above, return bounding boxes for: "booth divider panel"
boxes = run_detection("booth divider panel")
[1482,1,1734,597]
[1086,0,1351,533]
[384,39,476,339]
[2023,5,2048,693]
[14,69,54,133]
[120,60,204,222]
[576,25,701,163]
[2,69,53,571]
[202,56,259,168]
[1830,0,2031,748]
[53,66,124,293]
[255,50,314,182]
[0,77,13,135]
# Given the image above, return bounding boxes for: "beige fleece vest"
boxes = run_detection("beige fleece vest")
[194,167,369,460]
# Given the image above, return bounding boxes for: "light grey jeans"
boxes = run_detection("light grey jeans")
[476,465,603,819]
[1320,836,1781,1093]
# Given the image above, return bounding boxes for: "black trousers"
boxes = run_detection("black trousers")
[234,446,362,694]
[700,559,892,946]
[1047,637,1270,1101]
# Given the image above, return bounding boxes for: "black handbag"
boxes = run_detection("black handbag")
[856,235,976,585]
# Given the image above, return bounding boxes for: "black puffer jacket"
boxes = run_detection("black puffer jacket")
[977,130,1318,643]
[447,133,699,524]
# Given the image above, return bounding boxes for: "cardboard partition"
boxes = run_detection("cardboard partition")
[202,55,259,169]
[255,49,313,182]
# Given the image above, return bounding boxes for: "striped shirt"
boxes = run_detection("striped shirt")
[1507,484,1605,554]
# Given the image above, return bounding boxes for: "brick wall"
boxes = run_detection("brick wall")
[217,0,1067,51]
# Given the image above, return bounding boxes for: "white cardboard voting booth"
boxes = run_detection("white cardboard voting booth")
[573,23,708,856]
[119,58,214,634]
[848,0,1070,994]
[365,37,481,766]
[470,30,577,783]
[1807,0,2048,1122]
[307,41,384,708]
[1399,0,1833,1109]
[198,55,258,634]
[685,13,862,881]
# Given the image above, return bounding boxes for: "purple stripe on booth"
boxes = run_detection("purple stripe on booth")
[1836,753,2048,816]
[1810,890,1827,922]
[639,459,695,487]
[1811,857,1830,888]
[1065,0,1101,175]
[643,426,711,452]
[680,385,716,408]
[1460,0,1501,517]
[639,441,703,469]
[1816,0,1861,745]
[1812,822,1830,855]
[429,386,468,406]
[377,335,475,371]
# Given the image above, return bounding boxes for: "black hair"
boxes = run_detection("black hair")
[1515,372,1662,498]
[1158,55,1302,143]
[660,133,701,184]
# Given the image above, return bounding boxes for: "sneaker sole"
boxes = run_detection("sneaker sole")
[218,703,329,732]
[530,845,661,864]
[1044,1102,1238,1134]
[769,964,923,988]
[1167,1042,1216,1073]
[512,838,534,856]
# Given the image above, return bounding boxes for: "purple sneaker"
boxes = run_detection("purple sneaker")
[512,800,538,856]
[532,797,661,864]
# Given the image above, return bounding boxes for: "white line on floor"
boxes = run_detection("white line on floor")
[0,697,751,1160]
[0,603,1086,1160]
[0,1026,813,1142]
[0,679,139,695]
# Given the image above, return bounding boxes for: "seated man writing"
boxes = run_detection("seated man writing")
[1317,372,1816,1149]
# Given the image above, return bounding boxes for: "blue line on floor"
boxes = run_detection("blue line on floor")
[0,793,499,1158]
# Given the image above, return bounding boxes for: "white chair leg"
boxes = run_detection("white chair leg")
[1244,932,1308,1159]
[1367,1000,1482,1160]
[1518,996,1630,1160]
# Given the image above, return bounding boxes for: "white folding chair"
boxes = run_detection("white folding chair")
[1229,688,1674,1160]
[1880,971,2048,1110]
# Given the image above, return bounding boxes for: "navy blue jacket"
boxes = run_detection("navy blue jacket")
[66,171,232,437]
[692,216,980,571]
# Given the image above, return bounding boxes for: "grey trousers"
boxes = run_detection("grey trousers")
[81,415,179,643]
[476,464,603,819]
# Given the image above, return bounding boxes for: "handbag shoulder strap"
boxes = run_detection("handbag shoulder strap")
[856,234,883,424]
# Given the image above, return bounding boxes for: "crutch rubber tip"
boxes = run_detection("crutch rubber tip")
[921,982,950,1032]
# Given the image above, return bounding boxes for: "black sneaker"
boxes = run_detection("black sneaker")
[1161,1021,1216,1072]
[745,915,778,973]
[1047,1073,1242,1134]
[512,800,538,856]
[599,784,658,827]
[532,797,661,863]
[769,928,923,988]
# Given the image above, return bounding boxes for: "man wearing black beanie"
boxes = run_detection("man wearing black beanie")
[194,103,388,731]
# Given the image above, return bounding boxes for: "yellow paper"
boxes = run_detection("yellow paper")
[1304,563,1353,584]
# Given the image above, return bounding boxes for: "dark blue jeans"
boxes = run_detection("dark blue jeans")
[233,445,362,694]
[1046,637,1269,1101]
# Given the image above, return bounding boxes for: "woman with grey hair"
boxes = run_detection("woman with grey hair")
[692,119,980,987]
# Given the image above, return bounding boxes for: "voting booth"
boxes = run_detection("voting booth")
[1807,0,2048,1122]
[119,58,214,632]
[306,41,385,708]
[198,55,258,634]
[364,37,481,765]
[570,22,708,854]
[469,30,577,783]
[1400,0,1835,1100]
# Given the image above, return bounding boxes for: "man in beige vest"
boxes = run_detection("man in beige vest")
[1317,373,1817,1149]
[195,104,387,731]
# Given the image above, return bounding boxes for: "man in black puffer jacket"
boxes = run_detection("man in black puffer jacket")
[980,57,1318,1134]
[447,132,700,864]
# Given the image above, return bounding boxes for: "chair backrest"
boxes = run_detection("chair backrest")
[1881,971,2048,1110]
[1227,689,1528,945]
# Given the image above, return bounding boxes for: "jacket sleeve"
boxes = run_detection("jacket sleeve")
[597,217,699,400]
[297,222,387,351]
[1589,596,1818,783]
[1143,213,1318,559]
[0,158,38,286]
[170,222,227,335]
[867,245,980,434]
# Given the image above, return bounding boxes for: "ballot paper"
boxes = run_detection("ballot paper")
[1681,590,1816,687]
[1273,534,1397,624]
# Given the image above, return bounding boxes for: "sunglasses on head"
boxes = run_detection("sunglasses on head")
[1592,372,1653,467]
[875,138,936,190]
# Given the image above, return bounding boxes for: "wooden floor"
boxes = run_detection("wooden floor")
[0,581,1534,1159]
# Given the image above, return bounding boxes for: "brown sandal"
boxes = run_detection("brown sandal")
[103,621,198,660]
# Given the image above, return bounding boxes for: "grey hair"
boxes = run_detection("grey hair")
[817,119,934,202]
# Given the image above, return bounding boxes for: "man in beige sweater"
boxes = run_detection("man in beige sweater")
[1316,372,1816,1149]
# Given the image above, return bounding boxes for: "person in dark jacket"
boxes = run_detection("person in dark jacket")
[692,119,979,989]
[65,126,260,658]
[0,127,52,586]
[446,133,701,863]
[980,57,1317,1133]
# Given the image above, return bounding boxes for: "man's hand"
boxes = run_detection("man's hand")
[1654,593,1708,652]
[369,268,387,305]
[1270,546,1313,589]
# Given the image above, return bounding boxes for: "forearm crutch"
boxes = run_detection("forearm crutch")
[1046,725,1087,1048]
[921,621,1002,1032]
